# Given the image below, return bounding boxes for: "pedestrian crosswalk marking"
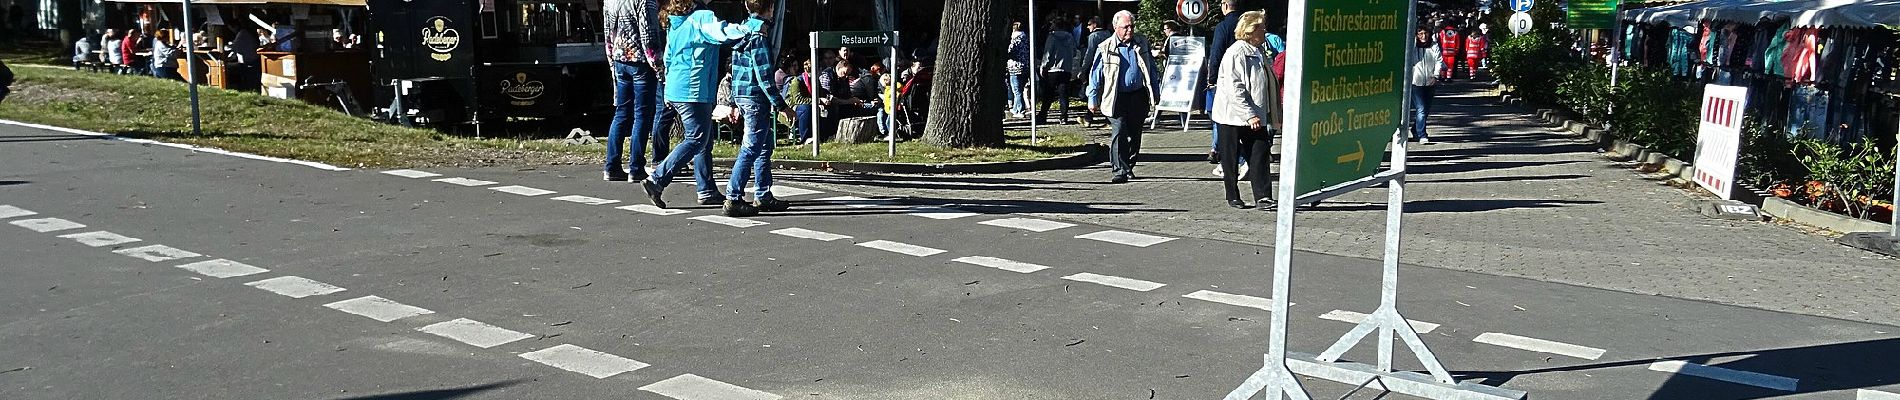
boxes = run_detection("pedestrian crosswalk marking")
[978,217,1077,232]
[689,215,769,228]
[175,259,270,278]
[1061,272,1167,292]
[815,196,898,208]
[855,240,945,257]
[906,206,981,220]
[1318,310,1440,334]
[323,295,435,322]
[952,256,1051,273]
[381,169,442,178]
[245,276,347,298]
[519,344,651,379]
[770,228,852,241]
[0,205,38,220]
[1473,333,1605,360]
[418,318,534,349]
[1648,360,1797,391]
[1075,230,1176,247]
[10,217,85,233]
[492,185,557,196]
[1860,389,1900,400]
[1183,290,1277,311]
[57,230,142,247]
[113,244,204,262]
[551,195,620,206]
[640,374,781,400]
[618,204,691,216]
[433,177,498,187]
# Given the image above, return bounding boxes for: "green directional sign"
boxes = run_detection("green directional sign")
[1567,0,1620,29]
[814,31,896,48]
[1291,1,1408,195]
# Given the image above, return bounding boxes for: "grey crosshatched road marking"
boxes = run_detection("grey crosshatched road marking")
[417,318,535,349]
[175,259,271,278]
[244,276,347,298]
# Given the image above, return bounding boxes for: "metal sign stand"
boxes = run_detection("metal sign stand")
[1029,0,1039,144]
[1225,1,1525,398]
[808,30,900,158]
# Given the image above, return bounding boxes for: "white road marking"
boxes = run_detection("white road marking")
[905,207,980,220]
[112,244,203,262]
[640,374,781,400]
[323,295,435,322]
[244,276,347,298]
[770,228,852,241]
[551,195,620,206]
[951,256,1050,273]
[618,204,690,216]
[978,217,1077,232]
[855,240,945,257]
[1183,290,1277,311]
[688,215,769,228]
[492,185,557,196]
[1061,273,1167,292]
[174,259,270,278]
[1317,310,1441,334]
[770,185,823,198]
[1647,360,1798,391]
[433,177,498,187]
[1075,230,1177,247]
[1473,333,1606,360]
[0,119,350,171]
[57,231,142,247]
[381,169,442,178]
[0,205,37,220]
[519,344,651,379]
[815,196,897,207]
[1860,389,1900,400]
[417,318,534,349]
[10,217,86,233]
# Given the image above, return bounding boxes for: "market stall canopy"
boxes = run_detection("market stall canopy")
[1624,0,1900,28]
[104,0,366,6]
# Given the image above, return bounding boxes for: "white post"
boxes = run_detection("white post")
[811,32,821,158]
[889,31,899,157]
[1029,0,1040,144]
[1892,124,1899,237]
[183,0,201,136]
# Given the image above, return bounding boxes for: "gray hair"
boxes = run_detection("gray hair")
[1113,10,1136,25]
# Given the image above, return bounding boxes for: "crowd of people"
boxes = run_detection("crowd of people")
[68,19,361,90]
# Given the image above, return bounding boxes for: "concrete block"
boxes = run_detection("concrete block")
[1662,157,1689,176]
[1642,151,1668,165]
[1761,198,1894,234]
[832,116,881,144]
[1838,232,1900,258]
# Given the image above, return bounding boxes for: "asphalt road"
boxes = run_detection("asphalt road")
[2,122,1897,400]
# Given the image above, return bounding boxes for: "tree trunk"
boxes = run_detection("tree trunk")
[922,0,1008,148]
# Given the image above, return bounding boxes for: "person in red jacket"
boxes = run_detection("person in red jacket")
[1437,23,1461,81]
[1464,28,1488,79]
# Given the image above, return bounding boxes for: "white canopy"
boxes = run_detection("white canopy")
[1623,0,1900,28]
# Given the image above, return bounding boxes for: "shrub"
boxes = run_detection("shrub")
[1491,29,1582,105]
[1794,136,1897,219]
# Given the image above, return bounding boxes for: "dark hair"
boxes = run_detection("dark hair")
[744,0,771,13]
[1163,21,1181,31]
[1088,17,1103,29]
[1050,15,1071,31]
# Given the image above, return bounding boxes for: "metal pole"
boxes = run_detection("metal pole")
[811,32,821,158]
[1892,124,1899,237]
[1606,5,1622,127]
[1029,0,1039,144]
[183,0,201,136]
[888,31,899,157]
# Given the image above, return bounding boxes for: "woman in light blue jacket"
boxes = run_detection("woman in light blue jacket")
[640,0,752,208]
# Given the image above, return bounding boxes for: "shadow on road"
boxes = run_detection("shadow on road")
[1315,199,1603,213]
[331,380,524,400]
[1451,337,1900,399]
[0,135,101,143]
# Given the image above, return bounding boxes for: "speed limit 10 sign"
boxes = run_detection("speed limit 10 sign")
[1177,0,1209,24]
[1509,12,1533,35]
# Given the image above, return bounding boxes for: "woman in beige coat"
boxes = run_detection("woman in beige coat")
[1210,11,1281,210]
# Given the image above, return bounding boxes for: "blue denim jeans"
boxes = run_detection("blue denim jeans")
[793,104,813,141]
[1410,84,1435,140]
[653,85,713,197]
[727,100,775,201]
[1007,73,1026,114]
[652,102,718,195]
[606,61,665,177]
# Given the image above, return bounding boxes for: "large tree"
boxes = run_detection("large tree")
[921,0,1009,148]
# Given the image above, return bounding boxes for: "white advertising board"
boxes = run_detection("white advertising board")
[1155,36,1205,113]
[1693,84,1748,200]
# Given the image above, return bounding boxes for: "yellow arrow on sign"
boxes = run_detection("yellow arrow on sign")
[1336,140,1366,171]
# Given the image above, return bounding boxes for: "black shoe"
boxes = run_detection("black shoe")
[1110,175,1128,184]
[698,193,728,206]
[1208,151,1220,164]
[1257,198,1278,211]
[1227,199,1249,209]
[723,200,758,217]
[640,179,667,208]
[604,170,629,182]
[755,197,792,212]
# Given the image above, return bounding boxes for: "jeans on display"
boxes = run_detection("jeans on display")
[651,102,719,199]
[1786,85,1828,139]
[726,100,776,202]
[606,61,662,178]
[1411,84,1435,140]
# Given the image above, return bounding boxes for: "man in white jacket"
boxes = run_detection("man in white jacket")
[1409,27,1441,144]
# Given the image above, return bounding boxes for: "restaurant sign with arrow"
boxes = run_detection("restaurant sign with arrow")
[1288,2,1408,195]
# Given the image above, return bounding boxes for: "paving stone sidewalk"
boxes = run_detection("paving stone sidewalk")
[776,82,1900,327]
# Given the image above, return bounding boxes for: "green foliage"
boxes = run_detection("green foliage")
[1604,66,1700,158]
[1136,0,1172,43]
[1794,136,1897,218]
[1490,29,1581,104]
[1737,116,1803,189]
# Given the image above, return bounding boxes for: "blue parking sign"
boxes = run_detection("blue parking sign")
[1511,0,1534,12]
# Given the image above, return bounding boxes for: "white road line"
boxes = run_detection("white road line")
[1316,310,1441,334]
[57,231,142,247]
[381,169,442,178]
[417,318,534,349]
[323,295,435,322]
[688,215,769,228]
[855,240,945,257]
[0,205,37,220]
[10,217,86,233]
[1473,333,1606,360]
[618,204,691,216]
[640,374,781,400]
[244,276,347,298]
[1075,230,1177,247]
[551,195,620,206]
[0,119,350,171]
[1061,273,1167,292]
[770,185,823,197]
[951,256,1050,273]
[174,259,270,278]
[112,244,203,262]
[492,185,557,196]
[978,217,1077,232]
[1647,360,1798,391]
[519,344,651,379]
[770,228,852,241]
[434,177,498,187]
[1860,389,1900,400]
[815,196,898,208]
[1183,290,1277,311]
[905,207,980,220]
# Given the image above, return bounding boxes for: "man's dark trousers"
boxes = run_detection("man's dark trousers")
[1106,93,1148,178]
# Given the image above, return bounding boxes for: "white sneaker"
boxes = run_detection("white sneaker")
[1418,137,1432,145]
[1211,165,1224,177]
